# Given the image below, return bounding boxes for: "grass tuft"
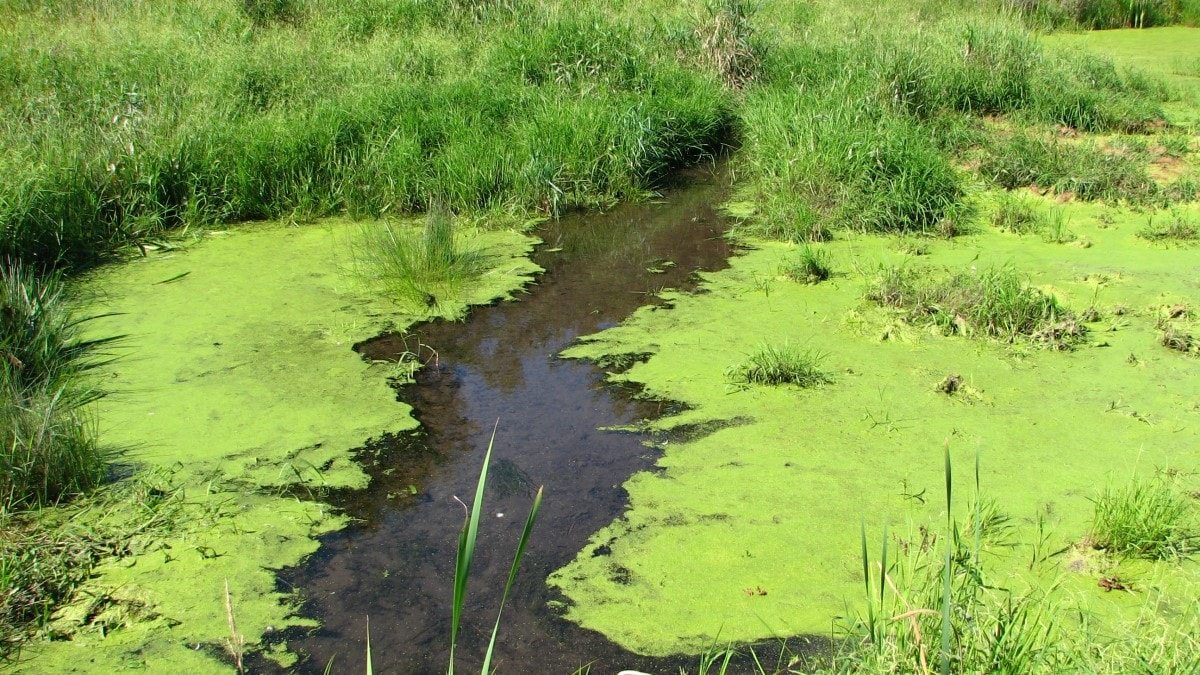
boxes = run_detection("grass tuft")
[726,343,832,388]
[1139,212,1199,242]
[867,265,1084,348]
[1089,474,1195,560]
[992,192,1045,235]
[353,211,487,310]
[780,246,833,284]
[696,0,763,88]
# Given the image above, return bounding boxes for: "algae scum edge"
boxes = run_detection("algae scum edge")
[274,166,756,673]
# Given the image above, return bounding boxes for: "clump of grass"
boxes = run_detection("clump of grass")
[1158,133,1195,158]
[1,261,116,511]
[1089,475,1195,560]
[867,265,1084,348]
[726,343,832,388]
[1041,207,1076,244]
[1139,212,1199,242]
[992,192,1044,234]
[981,133,1161,204]
[241,0,303,27]
[780,246,833,284]
[1160,326,1196,353]
[353,211,487,309]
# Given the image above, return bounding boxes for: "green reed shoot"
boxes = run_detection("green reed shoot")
[449,423,544,675]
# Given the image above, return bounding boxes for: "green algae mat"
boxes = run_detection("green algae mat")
[22,220,539,672]
[550,198,1200,655]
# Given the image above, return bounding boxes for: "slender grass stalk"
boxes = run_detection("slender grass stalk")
[448,426,494,675]
[941,444,952,675]
[481,485,543,673]
[860,520,876,645]
[366,616,373,675]
[448,421,544,674]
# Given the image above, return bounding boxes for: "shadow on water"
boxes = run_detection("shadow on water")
[271,164,815,673]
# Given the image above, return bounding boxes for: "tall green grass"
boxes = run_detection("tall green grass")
[1,0,1184,264]
[1009,0,1200,29]
[0,262,116,511]
[732,8,1171,243]
[0,3,734,268]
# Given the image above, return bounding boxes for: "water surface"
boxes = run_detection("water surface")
[278,164,740,673]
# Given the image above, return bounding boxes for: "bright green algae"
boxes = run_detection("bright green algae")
[550,200,1200,655]
[20,220,540,671]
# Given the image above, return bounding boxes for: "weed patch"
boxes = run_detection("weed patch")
[352,212,487,310]
[726,343,832,388]
[992,192,1045,234]
[1089,474,1195,559]
[780,246,833,284]
[867,265,1084,348]
[0,471,183,657]
[1139,211,1199,242]
[981,133,1161,204]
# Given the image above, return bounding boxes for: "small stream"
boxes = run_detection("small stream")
[276,164,741,673]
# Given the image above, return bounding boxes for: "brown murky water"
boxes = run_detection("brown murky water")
[274,164,788,673]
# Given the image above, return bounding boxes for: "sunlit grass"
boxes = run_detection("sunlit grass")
[726,342,832,388]
[867,264,1084,348]
[1090,474,1196,559]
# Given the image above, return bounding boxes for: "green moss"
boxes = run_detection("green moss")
[550,202,1200,656]
[17,219,539,671]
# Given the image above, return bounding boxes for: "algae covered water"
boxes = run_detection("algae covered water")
[276,165,739,673]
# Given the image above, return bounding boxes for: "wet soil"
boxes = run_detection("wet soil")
[276,164,757,673]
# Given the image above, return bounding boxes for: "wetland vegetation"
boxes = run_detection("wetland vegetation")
[2,0,1200,670]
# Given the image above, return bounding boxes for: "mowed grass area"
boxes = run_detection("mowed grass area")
[3,0,1200,670]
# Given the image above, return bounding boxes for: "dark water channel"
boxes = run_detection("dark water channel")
[276,165,743,674]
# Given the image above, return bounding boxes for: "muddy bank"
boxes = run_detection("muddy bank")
[278,164,753,673]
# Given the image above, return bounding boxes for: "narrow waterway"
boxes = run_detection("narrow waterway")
[277,164,741,673]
